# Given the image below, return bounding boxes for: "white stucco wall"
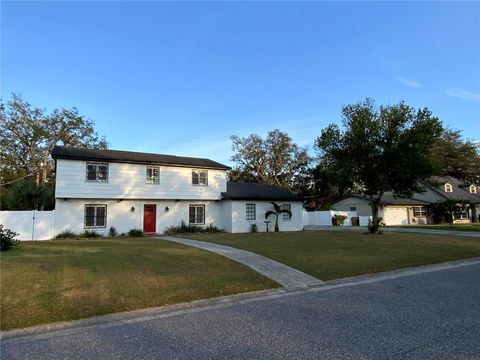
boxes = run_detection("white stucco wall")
[226,200,303,233]
[55,159,227,200]
[54,199,226,236]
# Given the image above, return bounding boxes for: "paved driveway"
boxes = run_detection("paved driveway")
[2,262,479,360]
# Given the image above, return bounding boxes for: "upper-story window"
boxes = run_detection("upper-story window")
[281,204,292,220]
[470,185,477,194]
[146,166,160,184]
[86,163,109,182]
[192,170,208,186]
[444,183,453,193]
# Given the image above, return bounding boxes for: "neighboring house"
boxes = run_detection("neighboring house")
[51,146,303,235]
[332,176,480,225]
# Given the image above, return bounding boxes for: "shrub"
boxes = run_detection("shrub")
[250,223,258,233]
[128,229,145,237]
[367,217,385,234]
[0,225,19,251]
[55,230,78,239]
[164,221,223,235]
[81,230,103,238]
[332,214,348,226]
[109,226,118,237]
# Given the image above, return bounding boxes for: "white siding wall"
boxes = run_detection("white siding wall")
[54,199,226,235]
[227,201,303,233]
[55,159,227,200]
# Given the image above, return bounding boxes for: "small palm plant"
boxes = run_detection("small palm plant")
[265,202,292,232]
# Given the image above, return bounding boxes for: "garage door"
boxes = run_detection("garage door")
[383,207,409,225]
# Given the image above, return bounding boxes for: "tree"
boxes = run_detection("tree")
[229,130,311,191]
[3,179,55,211]
[431,129,480,184]
[265,202,292,232]
[0,94,108,210]
[316,98,443,233]
[430,199,470,227]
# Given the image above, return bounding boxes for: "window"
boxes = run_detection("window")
[146,166,160,184]
[444,183,453,193]
[413,206,427,217]
[192,170,208,186]
[454,205,469,220]
[189,205,205,225]
[246,204,256,220]
[86,163,109,182]
[84,205,107,228]
[470,185,477,194]
[350,207,357,212]
[281,204,292,220]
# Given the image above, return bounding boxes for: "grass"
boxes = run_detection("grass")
[392,223,480,232]
[0,238,277,331]
[186,231,480,281]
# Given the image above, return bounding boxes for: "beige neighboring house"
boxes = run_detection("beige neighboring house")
[332,176,480,226]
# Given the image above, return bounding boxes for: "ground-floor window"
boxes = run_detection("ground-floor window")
[281,204,292,220]
[413,206,428,217]
[245,203,256,220]
[84,204,107,228]
[189,205,205,225]
[454,205,469,220]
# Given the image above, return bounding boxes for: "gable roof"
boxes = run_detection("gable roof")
[426,176,480,203]
[335,194,430,206]
[222,182,303,201]
[51,146,231,170]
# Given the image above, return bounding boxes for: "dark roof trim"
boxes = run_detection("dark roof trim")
[51,146,231,170]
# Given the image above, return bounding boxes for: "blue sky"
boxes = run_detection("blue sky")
[2,1,479,165]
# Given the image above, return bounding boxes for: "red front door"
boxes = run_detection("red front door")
[143,205,156,233]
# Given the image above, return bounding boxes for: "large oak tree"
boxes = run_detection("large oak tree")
[315,99,443,233]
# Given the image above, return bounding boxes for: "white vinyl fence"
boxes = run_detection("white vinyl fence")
[303,210,358,226]
[0,210,55,241]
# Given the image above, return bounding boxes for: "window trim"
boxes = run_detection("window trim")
[281,204,292,220]
[454,205,469,220]
[246,203,256,221]
[146,166,160,185]
[86,162,109,183]
[470,185,477,194]
[444,183,453,193]
[189,204,205,225]
[192,170,208,186]
[84,204,107,229]
[413,206,427,217]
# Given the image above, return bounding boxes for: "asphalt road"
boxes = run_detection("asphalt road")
[2,262,479,360]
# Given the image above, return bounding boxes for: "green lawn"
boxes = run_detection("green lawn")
[392,223,480,232]
[186,231,480,281]
[0,238,277,330]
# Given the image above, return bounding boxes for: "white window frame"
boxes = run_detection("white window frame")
[470,185,477,194]
[192,170,208,186]
[86,163,109,183]
[146,166,160,184]
[444,183,453,193]
[189,204,205,225]
[281,204,292,220]
[413,206,427,217]
[246,203,256,221]
[84,204,107,228]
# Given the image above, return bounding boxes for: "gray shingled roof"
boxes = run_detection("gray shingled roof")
[51,146,231,170]
[346,194,431,206]
[428,176,480,203]
[222,182,303,201]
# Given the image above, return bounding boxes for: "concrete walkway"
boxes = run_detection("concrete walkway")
[158,236,324,289]
[304,225,480,238]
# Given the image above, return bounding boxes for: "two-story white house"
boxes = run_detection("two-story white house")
[51,146,303,235]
